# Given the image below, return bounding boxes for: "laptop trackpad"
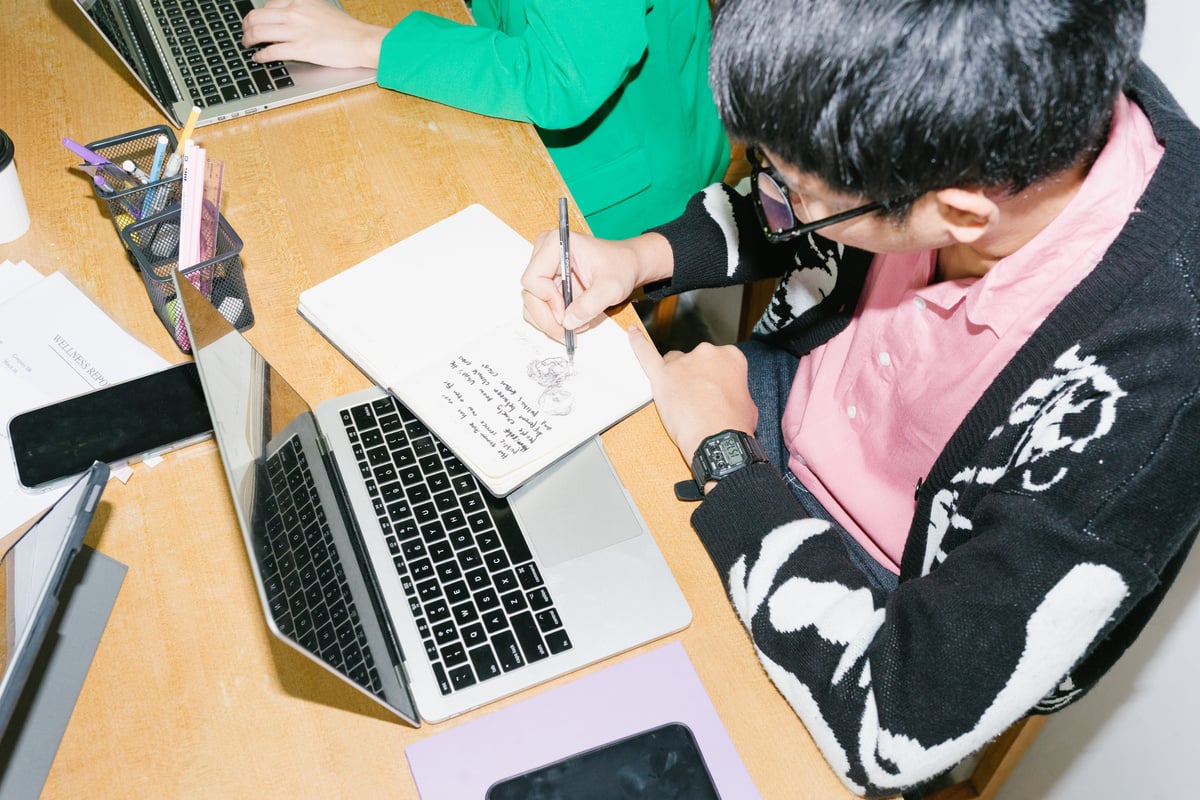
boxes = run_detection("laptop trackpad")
[508,438,643,568]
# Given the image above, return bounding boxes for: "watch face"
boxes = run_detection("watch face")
[703,432,751,480]
[711,436,749,469]
[693,430,766,493]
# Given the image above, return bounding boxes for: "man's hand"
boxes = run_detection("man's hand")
[520,230,674,344]
[626,327,759,464]
[242,0,388,69]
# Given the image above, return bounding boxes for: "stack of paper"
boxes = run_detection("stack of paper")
[0,260,168,535]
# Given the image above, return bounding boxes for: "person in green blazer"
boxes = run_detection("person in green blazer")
[243,0,730,238]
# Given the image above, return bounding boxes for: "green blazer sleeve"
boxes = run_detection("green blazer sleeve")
[377,0,650,131]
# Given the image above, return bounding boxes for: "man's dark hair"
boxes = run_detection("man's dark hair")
[710,0,1146,214]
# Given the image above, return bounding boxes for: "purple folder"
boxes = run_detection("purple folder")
[405,641,762,798]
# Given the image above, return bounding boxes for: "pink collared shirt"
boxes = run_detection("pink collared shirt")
[781,97,1163,573]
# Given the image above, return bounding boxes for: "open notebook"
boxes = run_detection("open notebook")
[298,205,652,496]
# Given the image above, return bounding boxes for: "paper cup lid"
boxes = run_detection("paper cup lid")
[0,130,13,171]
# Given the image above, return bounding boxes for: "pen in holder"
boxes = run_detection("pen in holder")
[84,126,184,269]
[120,204,255,354]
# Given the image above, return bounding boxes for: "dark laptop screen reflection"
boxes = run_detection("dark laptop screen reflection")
[181,276,412,715]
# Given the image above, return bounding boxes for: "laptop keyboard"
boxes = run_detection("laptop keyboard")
[341,395,574,696]
[260,435,384,694]
[151,0,293,109]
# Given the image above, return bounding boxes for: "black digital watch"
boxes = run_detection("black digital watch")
[676,429,768,501]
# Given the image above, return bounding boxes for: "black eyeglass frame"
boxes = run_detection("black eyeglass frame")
[747,146,884,243]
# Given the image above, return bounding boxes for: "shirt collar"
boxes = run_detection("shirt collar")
[916,95,1162,335]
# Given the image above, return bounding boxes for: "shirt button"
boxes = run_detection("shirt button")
[847,405,857,419]
[913,296,927,310]
[878,352,891,366]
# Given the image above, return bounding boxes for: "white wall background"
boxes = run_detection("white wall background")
[998,1,1200,797]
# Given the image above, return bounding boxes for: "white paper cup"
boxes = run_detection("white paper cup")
[0,129,32,244]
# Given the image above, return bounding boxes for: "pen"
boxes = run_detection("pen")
[174,106,201,159]
[558,197,574,365]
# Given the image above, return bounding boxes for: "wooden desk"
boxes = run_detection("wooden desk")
[1,2,858,797]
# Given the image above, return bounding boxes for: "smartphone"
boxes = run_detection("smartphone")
[485,722,721,800]
[7,362,212,490]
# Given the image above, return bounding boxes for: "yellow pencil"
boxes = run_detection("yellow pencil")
[174,105,201,158]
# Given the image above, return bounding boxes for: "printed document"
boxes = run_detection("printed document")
[1,264,168,535]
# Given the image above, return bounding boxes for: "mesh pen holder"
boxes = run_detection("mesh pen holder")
[120,205,255,354]
[85,125,185,268]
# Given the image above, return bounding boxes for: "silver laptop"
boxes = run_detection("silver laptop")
[174,273,691,724]
[0,463,109,737]
[72,0,376,127]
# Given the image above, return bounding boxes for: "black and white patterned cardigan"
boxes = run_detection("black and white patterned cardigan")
[646,65,1200,797]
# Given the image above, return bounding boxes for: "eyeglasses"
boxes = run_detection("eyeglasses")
[748,146,883,243]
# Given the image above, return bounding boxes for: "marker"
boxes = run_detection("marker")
[163,151,183,178]
[142,134,169,217]
[62,137,112,165]
[558,197,575,365]
[147,134,169,182]
[174,106,201,158]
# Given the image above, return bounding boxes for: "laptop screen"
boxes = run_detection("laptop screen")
[177,274,417,722]
[0,463,108,735]
[77,0,178,110]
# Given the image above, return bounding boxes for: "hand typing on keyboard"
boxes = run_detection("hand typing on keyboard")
[241,0,388,70]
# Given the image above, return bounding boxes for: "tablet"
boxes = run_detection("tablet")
[485,722,721,800]
[0,463,108,736]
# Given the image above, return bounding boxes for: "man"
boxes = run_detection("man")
[522,0,1200,796]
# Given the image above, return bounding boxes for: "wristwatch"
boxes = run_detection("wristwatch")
[683,429,767,499]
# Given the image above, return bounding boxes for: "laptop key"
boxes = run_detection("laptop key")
[545,629,573,655]
[515,562,544,590]
[449,665,476,691]
[458,547,483,570]
[500,590,527,614]
[440,641,467,667]
[416,578,440,603]
[493,569,517,594]
[461,623,486,648]
[431,620,457,645]
[493,630,524,672]
[452,602,479,626]
[475,587,500,611]
[469,644,501,681]
[527,587,553,611]
[443,580,469,605]
[424,598,450,623]
[510,612,549,662]
[482,609,507,634]
[432,662,451,695]
[535,608,562,632]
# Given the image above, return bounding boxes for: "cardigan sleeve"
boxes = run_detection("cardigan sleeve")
[376,1,649,130]
[692,459,1171,797]
[646,182,873,356]
[688,319,1200,797]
